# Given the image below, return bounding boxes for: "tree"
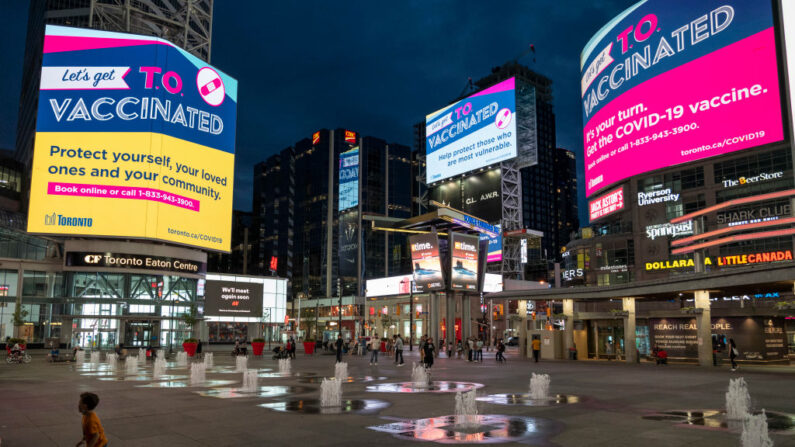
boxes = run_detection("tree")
[181,304,198,338]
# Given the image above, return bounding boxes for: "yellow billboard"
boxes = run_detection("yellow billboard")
[27,26,237,252]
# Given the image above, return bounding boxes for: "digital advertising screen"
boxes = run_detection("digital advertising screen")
[450,233,479,291]
[588,187,624,222]
[480,224,502,263]
[409,233,445,292]
[425,77,517,184]
[204,280,264,318]
[27,26,238,251]
[338,147,359,211]
[581,0,783,197]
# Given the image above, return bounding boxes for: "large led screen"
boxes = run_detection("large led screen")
[204,280,263,318]
[338,147,359,211]
[27,26,237,251]
[409,234,445,292]
[581,0,783,197]
[426,77,517,184]
[450,233,479,291]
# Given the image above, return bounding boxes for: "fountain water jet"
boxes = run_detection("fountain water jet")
[125,356,138,375]
[203,352,214,368]
[334,362,348,381]
[74,350,85,365]
[235,356,248,372]
[106,352,118,369]
[137,348,146,360]
[411,363,430,388]
[529,373,551,400]
[741,410,774,447]
[242,369,259,392]
[726,377,751,420]
[90,351,100,364]
[279,358,291,374]
[176,352,188,367]
[454,390,478,427]
[152,357,166,380]
[320,378,342,407]
[190,362,206,385]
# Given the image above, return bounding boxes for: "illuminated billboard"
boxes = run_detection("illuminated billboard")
[409,234,445,292]
[581,0,783,197]
[27,26,237,251]
[589,187,624,222]
[450,233,479,291]
[339,147,359,210]
[426,77,517,184]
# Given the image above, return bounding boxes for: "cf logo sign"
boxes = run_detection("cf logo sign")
[83,254,103,264]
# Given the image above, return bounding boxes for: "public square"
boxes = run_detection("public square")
[2,348,794,446]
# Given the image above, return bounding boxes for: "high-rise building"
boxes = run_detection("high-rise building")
[252,147,295,281]
[251,129,414,301]
[553,148,578,258]
[415,62,565,277]
[16,0,213,172]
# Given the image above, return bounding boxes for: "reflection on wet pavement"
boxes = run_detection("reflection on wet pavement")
[258,398,390,415]
[366,381,484,394]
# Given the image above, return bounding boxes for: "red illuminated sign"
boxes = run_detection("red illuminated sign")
[716,250,793,266]
[344,130,357,144]
[312,131,320,145]
[589,187,624,221]
[269,256,278,272]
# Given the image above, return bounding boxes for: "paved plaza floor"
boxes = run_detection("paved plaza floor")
[1,347,794,446]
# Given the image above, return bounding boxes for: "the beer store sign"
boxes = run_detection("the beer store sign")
[721,171,783,188]
[646,250,793,271]
[65,251,205,275]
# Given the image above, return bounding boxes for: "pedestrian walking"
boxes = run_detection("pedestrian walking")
[496,339,506,362]
[419,335,427,363]
[369,336,380,365]
[456,340,463,359]
[196,339,203,359]
[532,335,541,363]
[76,392,108,447]
[729,338,739,371]
[395,334,405,365]
[288,336,296,359]
[446,340,453,358]
[467,337,474,362]
[423,337,435,368]
[476,338,484,362]
[335,334,344,363]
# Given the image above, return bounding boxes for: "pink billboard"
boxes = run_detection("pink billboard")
[581,0,784,197]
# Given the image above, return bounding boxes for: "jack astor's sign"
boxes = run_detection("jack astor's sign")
[646,250,793,271]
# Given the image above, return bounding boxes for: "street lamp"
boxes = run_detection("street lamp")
[409,279,414,351]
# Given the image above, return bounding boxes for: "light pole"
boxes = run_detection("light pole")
[337,277,343,338]
[409,279,414,351]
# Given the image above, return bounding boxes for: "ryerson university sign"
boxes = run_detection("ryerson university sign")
[637,188,679,206]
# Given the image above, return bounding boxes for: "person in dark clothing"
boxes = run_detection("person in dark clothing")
[196,340,203,359]
[729,338,739,371]
[496,339,506,362]
[335,335,344,363]
[423,337,435,368]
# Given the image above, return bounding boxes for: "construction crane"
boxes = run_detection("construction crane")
[458,77,475,98]
[513,44,536,64]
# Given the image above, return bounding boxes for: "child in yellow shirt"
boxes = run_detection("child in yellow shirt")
[77,392,108,447]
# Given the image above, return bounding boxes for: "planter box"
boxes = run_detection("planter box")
[182,342,198,357]
[251,342,265,356]
[303,342,315,355]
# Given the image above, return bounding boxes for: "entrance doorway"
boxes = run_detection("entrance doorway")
[125,320,158,347]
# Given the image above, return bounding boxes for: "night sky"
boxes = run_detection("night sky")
[0,1,634,224]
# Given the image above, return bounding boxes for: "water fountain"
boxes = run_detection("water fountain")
[203,352,214,368]
[529,373,551,400]
[320,378,343,407]
[74,349,85,365]
[726,377,751,420]
[125,356,138,375]
[152,357,166,380]
[176,352,188,367]
[190,362,206,385]
[137,348,146,360]
[742,410,773,447]
[454,390,478,427]
[411,362,430,388]
[106,352,118,369]
[334,362,348,380]
[90,351,100,364]
[235,355,248,372]
[278,358,291,374]
[242,369,259,392]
